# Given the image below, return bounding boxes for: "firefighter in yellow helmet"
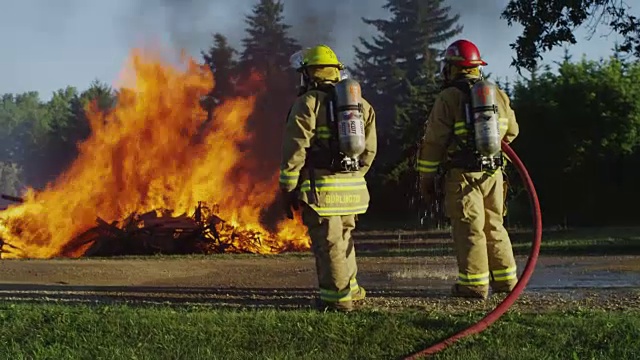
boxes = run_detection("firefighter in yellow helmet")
[279,45,377,312]
[417,39,519,299]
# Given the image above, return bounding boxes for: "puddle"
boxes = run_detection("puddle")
[361,256,640,292]
[528,266,640,290]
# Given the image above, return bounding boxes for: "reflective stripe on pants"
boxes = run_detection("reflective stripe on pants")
[491,266,517,282]
[445,169,517,291]
[302,205,358,309]
[457,272,490,286]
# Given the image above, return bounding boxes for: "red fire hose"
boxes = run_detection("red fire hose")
[404,141,543,359]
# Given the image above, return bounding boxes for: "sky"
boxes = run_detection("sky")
[0,0,629,100]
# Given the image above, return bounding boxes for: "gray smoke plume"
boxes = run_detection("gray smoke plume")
[282,0,388,60]
[119,0,389,66]
[118,0,518,71]
[121,0,250,56]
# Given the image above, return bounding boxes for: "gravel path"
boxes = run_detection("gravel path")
[0,255,638,312]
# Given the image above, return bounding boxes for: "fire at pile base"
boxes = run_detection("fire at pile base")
[0,202,308,259]
[0,49,312,259]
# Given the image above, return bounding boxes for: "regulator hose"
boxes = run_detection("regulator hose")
[404,141,542,359]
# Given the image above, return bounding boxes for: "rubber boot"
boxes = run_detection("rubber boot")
[312,298,354,313]
[491,279,517,294]
[352,286,366,302]
[451,284,488,300]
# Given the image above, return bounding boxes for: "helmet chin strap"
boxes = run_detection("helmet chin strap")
[297,68,318,95]
[477,65,485,79]
[299,73,305,87]
[438,61,452,83]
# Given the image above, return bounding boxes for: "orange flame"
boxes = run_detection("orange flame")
[0,48,310,259]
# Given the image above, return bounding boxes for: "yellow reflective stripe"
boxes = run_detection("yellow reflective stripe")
[313,178,365,184]
[493,274,517,282]
[453,121,470,141]
[301,178,367,191]
[457,278,490,286]
[492,266,517,275]
[279,170,300,185]
[312,205,369,216]
[417,167,438,173]
[454,122,468,134]
[491,266,517,282]
[417,159,439,166]
[459,272,490,280]
[350,278,359,292]
[417,159,439,173]
[316,125,332,139]
[454,121,466,129]
[320,288,352,302]
[457,272,490,286]
[300,185,366,192]
[316,126,331,139]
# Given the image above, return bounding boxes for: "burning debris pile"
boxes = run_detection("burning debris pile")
[53,202,297,257]
[0,49,310,259]
[0,196,307,259]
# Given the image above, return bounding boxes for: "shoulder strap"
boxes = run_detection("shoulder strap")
[444,78,474,97]
[284,84,329,124]
[442,79,477,152]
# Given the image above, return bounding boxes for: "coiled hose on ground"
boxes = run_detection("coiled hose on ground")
[404,141,543,359]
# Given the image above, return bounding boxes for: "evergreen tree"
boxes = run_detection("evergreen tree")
[239,0,300,87]
[351,0,462,220]
[201,33,238,108]
[236,0,302,230]
[353,0,461,147]
[201,33,238,121]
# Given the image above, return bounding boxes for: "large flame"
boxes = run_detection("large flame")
[0,49,310,259]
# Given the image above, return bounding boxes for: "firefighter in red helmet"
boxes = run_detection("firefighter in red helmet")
[417,39,520,299]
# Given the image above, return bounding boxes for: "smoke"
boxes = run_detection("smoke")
[282,1,338,49]
[121,0,250,56]
[120,0,388,67]
[118,0,516,72]
[282,0,388,60]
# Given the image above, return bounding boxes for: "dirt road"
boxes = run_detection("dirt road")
[0,254,638,312]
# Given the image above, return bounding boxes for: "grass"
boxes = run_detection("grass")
[0,303,638,360]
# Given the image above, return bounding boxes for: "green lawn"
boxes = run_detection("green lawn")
[1,303,638,360]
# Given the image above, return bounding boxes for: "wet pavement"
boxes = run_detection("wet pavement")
[360,255,640,292]
[0,254,637,311]
[528,257,640,291]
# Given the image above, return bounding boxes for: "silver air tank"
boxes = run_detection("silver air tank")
[470,80,501,157]
[334,78,366,170]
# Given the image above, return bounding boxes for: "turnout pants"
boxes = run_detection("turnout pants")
[301,205,362,311]
[444,168,518,297]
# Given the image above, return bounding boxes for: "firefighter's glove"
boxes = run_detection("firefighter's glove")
[419,175,436,205]
[281,189,300,220]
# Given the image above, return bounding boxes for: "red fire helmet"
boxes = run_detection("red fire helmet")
[442,39,488,68]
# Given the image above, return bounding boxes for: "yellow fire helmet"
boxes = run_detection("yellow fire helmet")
[298,45,345,71]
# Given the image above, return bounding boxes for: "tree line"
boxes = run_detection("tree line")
[1,0,638,228]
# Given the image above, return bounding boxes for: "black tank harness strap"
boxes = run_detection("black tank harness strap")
[442,78,503,172]
[290,81,338,205]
